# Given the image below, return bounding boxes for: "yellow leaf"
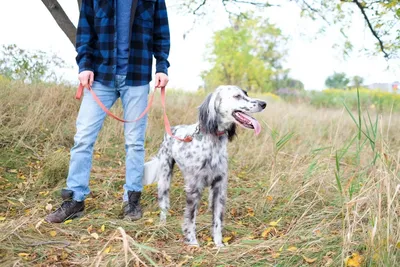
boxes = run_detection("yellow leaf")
[39,191,49,196]
[87,225,93,234]
[103,246,112,254]
[287,246,298,252]
[64,219,73,225]
[223,236,232,243]
[269,218,282,227]
[0,216,5,221]
[18,253,29,260]
[8,169,18,173]
[145,218,154,225]
[91,233,99,239]
[344,252,363,267]
[396,242,400,249]
[303,255,317,263]
[101,224,105,232]
[261,227,274,238]
[61,251,69,260]
[278,245,284,252]
[49,230,57,237]
[271,253,280,259]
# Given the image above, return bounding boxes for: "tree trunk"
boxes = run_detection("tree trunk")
[41,0,77,48]
[77,0,82,11]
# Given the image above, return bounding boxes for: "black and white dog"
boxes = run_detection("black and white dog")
[143,85,267,247]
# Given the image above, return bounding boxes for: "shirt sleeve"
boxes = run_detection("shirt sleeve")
[75,0,96,73]
[153,0,170,75]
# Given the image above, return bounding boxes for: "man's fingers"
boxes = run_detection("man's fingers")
[89,72,94,86]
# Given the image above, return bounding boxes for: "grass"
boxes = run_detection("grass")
[0,80,399,266]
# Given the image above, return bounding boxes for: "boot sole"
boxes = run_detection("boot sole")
[64,211,84,221]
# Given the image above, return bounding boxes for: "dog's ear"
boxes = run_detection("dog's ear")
[227,123,236,142]
[199,92,218,134]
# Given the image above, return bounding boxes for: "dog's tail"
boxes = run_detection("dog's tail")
[143,157,160,185]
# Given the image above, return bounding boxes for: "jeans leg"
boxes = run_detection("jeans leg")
[119,83,149,201]
[66,81,118,201]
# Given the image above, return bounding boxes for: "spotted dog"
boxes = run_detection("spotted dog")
[143,85,267,247]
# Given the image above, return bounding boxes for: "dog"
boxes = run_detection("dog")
[143,85,267,247]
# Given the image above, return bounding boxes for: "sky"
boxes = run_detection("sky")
[0,0,398,91]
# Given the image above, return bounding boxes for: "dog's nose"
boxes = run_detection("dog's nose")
[259,101,267,109]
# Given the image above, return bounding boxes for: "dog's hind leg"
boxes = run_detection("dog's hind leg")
[183,182,204,246]
[157,154,175,224]
[211,174,227,247]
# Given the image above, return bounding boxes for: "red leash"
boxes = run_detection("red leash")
[75,84,193,142]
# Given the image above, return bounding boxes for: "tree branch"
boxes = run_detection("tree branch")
[77,0,82,11]
[193,0,207,14]
[41,0,76,48]
[352,0,389,58]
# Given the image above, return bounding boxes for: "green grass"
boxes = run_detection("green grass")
[0,80,399,266]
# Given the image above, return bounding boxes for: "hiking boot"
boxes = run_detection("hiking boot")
[45,189,84,223]
[123,191,143,221]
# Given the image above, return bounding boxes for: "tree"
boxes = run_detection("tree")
[201,14,287,93]
[0,44,67,83]
[325,72,350,89]
[351,75,364,88]
[43,0,400,57]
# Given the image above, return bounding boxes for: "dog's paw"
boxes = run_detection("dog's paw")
[184,239,199,247]
[214,242,225,248]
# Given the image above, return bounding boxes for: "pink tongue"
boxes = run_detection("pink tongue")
[240,113,261,135]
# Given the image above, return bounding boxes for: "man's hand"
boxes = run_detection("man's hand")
[79,70,94,88]
[155,73,169,88]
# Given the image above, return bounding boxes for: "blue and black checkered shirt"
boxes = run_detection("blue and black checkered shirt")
[76,0,170,87]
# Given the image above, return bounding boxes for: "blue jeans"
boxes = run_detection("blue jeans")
[66,75,149,202]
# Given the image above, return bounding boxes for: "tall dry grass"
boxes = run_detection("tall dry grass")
[0,79,399,266]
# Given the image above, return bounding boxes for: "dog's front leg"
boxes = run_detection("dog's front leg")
[182,186,202,246]
[211,174,227,247]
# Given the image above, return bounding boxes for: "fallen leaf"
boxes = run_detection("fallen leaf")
[266,195,273,202]
[49,230,57,237]
[8,169,18,173]
[145,218,154,225]
[396,242,400,249]
[269,218,282,227]
[87,225,93,234]
[345,252,363,267]
[303,255,317,263]
[271,253,280,259]
[0,216,5,221]
[223,236,232,244]
[91,233,99,239]
[61,251,69,260]
[45,203,53,211]
[101,224,105,232]
[103,246,112,254]
[18,197,24,203]
[261,227,274,238]
[64,219,73,225]
[18,253,29,260]
[287,246,298,252]
[39,191,49,197]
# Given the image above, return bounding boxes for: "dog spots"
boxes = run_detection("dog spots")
[211,175,222,188]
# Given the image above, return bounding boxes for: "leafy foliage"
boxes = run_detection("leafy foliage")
[201,14,288,92]
[0,44,67,83]
[325,72,350,89]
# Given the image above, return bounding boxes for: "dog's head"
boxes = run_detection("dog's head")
[199,85,267,138]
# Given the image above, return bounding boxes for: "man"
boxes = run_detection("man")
[46,0,170,223]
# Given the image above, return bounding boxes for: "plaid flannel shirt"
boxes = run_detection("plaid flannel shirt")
[76,0,170,87]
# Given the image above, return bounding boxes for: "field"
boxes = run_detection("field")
[0,79,399,266]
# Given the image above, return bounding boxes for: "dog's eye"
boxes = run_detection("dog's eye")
[233,95,242,100]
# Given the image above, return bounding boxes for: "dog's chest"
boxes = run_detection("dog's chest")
[171,137,227,173]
